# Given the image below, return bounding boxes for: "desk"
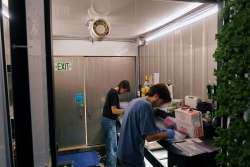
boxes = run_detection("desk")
[158,138,220,167]
[154,109,220,167]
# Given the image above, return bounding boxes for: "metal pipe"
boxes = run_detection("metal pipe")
[12,44,27,49]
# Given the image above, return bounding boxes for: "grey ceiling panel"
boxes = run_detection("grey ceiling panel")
[52,0,216,39]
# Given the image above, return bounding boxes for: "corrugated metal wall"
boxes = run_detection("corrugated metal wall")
[54,57,86,149]
[54,56,137,148]
[140,14,217,101]
[84,57,136,145]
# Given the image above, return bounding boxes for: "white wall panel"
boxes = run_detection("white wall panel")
[207,15,217,84]
[193,21,205,99]
[182,25,192,97]
[166,34,173,85]
[159,37,167,83]
[53,40,137,56]
[26,0,51,166]
[140,13,217,102]
[154,39,160,75]
[148,41,155,74]
[173,29,182,98]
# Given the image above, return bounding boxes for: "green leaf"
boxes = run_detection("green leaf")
[213,0,250,165]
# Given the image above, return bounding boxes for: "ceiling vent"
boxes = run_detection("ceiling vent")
[88,18,111,41]
[87,0,111,41]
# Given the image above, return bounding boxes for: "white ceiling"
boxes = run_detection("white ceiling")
[51,0,212,41]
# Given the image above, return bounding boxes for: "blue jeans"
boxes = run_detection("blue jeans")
[101,116,117,167]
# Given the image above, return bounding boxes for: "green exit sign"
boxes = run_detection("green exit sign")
[55,62,72,71]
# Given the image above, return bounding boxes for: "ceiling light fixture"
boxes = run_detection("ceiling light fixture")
[145,5,218,42]
[147,3,202,32]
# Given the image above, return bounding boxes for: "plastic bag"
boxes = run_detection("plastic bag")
[164,116,176,129]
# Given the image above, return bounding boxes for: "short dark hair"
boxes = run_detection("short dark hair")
[118,80,131,92]
[145,83,171,103]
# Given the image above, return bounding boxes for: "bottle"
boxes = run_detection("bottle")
[137,90,140,98]
[144,80,149,87]
[137,84,142,98]
[207,82,212,99]
[154,72,159,84]
[148,75,153,86]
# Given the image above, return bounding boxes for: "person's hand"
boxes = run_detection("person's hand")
[165,129,175,139]
[156,126,175,139]
[156,126,165,132]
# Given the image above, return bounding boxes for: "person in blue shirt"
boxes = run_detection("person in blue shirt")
[117,83,175,167]
[101,80,131,167]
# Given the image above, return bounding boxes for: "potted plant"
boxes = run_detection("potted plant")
[212,0,250,166]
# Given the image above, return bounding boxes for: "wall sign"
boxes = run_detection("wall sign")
[75,93,84,103]
[55,62,71,71]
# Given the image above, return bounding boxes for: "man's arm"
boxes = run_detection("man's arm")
[145,132,168,142]
[111,105,125,114]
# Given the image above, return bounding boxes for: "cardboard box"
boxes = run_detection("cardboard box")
[175,108,203,126]
[176,120,203,138]
[175,108,204,138]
